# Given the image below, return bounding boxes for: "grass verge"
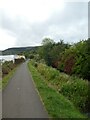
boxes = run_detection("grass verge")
[36,63,88,113]
[28,61,87,118]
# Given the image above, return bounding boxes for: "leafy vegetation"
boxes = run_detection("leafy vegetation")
[38,38,69,67]
[2,38,89,80]
[2,61,16,77]
[31,60,88,113]
[2,58,25,89]
[2,61,17,89]
[38,38,90,80]
[58,39,90,80]
[2,67,17,89]
[1,37,89,117]
[30,38,89,115]
[28,61,87,118]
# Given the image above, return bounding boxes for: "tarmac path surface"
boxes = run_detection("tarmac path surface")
[2,61,49,118]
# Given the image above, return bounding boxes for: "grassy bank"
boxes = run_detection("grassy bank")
[36,62,88,113]
[28,61,87,118]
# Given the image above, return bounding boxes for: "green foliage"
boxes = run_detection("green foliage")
[42,38,54,45]
[28,61,86,118]
[2,61,16,77]
[35,62,88,113]
[37,63,59,80]
[29,54,34,59]
[57,39,90,80]
[2,59,24,89]
[60,77,88,112]
[2,67,17,89]
[38,38,90,80]
[38,38,69,67]
[2,61,17,89]
[72,39,90,79]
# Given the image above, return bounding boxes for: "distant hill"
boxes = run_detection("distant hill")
[2,46,39,55]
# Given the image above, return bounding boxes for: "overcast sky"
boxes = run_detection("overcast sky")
[0,0,89,50]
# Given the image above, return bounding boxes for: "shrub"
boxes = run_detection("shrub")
[2,66,10,75]
[2,61,16,77]
[60,77,88,112]
[34,62,38,67]
[29,54,34,59]
[36,62,88,113]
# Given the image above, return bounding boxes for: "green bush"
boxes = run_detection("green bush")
[28,61,86,118]
[60,77,88,112]
[38,38,90,80]
[29,54,34,59]
[58,39,90,80]
[2,61,16,77]
[36,62,88,113]
[37,63,60,80]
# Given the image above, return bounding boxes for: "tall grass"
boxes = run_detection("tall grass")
[32,61,88,113]
[28,61,86,118]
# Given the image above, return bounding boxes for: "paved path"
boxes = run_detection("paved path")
[2,61,49,118]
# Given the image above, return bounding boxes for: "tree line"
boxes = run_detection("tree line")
[37,38,90,80]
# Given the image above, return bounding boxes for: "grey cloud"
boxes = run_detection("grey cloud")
[46,2,88,43]
[0,2,88,48]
